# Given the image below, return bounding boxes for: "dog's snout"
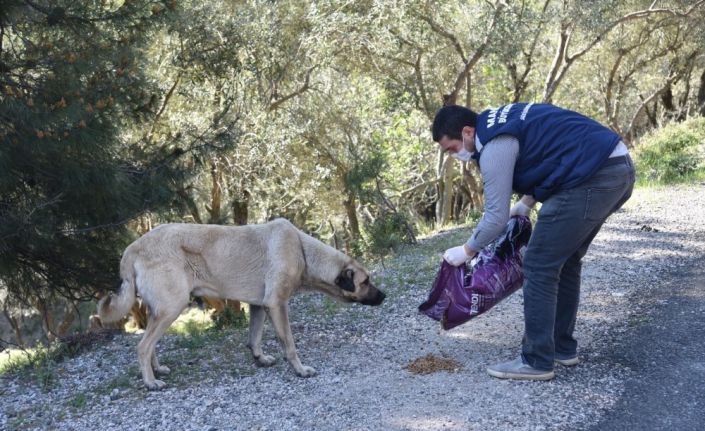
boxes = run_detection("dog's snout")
[360,289,385,306]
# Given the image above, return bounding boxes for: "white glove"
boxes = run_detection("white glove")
[510,200,532,217]
[443,245,470,266]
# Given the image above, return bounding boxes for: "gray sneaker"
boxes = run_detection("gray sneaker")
[487,357,555,381]
[554,355,579,366]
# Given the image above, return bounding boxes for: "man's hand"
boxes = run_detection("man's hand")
[510,200,531,217]
[443,244,477,266]
[510,195,536,217]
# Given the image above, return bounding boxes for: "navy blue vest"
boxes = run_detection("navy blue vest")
[474,103,621,202]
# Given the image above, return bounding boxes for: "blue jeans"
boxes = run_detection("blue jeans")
[521,155,635,370]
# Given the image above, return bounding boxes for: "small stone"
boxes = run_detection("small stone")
[110,388,121,400]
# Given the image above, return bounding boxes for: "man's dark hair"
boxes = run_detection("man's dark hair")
[431,105,478,142]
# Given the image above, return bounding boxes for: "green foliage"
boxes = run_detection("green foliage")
[1,346,57,378]
[68,392,87,409]
[0,1,192,308]
[211,306,249,331]
[171,322,219,350]
[634,117,705,185]
[357,211,417,261]
[169,306,247,350]
[321,297,340,317]
[345,151,387,198]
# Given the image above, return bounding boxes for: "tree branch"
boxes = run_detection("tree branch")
[414,52,433,115]
[268,66,316,111]
[626,73,680,140]
[417,13,467,63]
[444,0,505,106]
[543,0,705,102]
[146,73,181,142]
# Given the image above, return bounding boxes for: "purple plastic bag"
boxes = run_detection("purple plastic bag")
[418,216,532,330]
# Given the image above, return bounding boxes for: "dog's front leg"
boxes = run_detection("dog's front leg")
[266,303,316,377]
[247,305,277,367]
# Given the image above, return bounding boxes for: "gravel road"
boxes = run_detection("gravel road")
[2,185,704,431]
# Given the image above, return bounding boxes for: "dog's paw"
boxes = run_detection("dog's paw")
[154,365,171,375]
[296,365,317,378]
[144,379,167,391]
[255,354,277,367]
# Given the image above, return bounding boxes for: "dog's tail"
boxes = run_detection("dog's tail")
[97,250,137,323]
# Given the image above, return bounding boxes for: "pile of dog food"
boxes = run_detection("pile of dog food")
[404,353,463,375]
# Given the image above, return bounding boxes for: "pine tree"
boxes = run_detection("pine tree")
[0,1,185,308]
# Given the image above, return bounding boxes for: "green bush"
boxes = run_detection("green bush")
[357,212,416,262]
[634,117,705,185]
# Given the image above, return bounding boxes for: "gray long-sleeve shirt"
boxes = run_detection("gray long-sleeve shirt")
[466,134,520,252]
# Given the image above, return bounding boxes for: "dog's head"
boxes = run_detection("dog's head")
[334,264,385,306]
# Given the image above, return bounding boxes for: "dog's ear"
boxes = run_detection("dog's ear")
[335,268,355,292]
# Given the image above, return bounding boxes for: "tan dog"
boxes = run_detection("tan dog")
[98,218,385,390]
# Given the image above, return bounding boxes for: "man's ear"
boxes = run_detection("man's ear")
[335,268,355,292]
[462,126,476,151]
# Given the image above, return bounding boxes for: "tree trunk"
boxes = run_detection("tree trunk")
[177,188,203,224]
[435,156,455,224]
[3,307,25,347]
[661,84,676,120]
[329,221,340,249]
[34,298,58,343]
[697,68,705,116]
[232,190,250,225]
[343,193,361,240]
[453,185,465,220]
[56,302,76,337]
[207,158,222,224]
[465,72,472,108]
[463,165,483,211]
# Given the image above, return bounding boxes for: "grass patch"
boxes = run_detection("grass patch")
[97,373,135,395]
[168,307,216,337]
[321,297,341,317]
[167,305,248,350]
[0,347,60,391]
[633,116,705,186]
[169,305,249,335]
[0,348,31,374]
[0,330,118,391]
[212,304,249,330]
[7,409,36,430]
[1,330,118,375]
[627,314,651,327]
[164,330,256,388]
[68,392,88,409]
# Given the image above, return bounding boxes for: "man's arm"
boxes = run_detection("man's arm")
[466,134,519,253]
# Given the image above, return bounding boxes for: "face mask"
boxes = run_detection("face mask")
[451,135,474,162]
[451,148,473,162]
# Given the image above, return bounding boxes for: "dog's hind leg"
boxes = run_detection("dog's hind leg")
[266,303,316,377]
[247,304,276,367]
[136,277,189,390]
[137,308,182,390]
[138,307,186,390]
[151,351,170,376]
